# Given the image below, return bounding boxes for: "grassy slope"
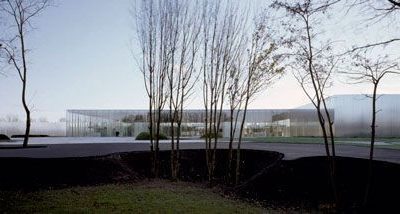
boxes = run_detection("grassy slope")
[0,181,265,214]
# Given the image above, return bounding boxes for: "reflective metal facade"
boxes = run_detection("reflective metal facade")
[299,94,400,137]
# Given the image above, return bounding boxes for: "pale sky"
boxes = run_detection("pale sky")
[0,0,399,122]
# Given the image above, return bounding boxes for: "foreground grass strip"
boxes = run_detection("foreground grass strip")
[0,182,264,213]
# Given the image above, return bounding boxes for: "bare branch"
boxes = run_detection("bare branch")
[347,39,400,53]
[0,0,51,147]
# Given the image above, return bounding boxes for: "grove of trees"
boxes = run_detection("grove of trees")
[133,0,400,209]
[133,0,284,184]
[0,0,398,210]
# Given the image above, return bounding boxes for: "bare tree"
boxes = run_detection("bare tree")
[0,0,50,147]
[0,44,7,76]
[221,6,249,185]
[271,0,340,204]
[201,0,246,183]
[134,0,156,177]
[344,0,400,52]
[226,59,246,184]
[164,0,201,181]
[133,0,168,177]
[234,19,284,185]
[343,54,400,206]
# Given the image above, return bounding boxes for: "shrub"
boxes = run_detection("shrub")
[0,134,11,142]
[11,134,49,138]
[200,132,223,139]
[135,132,168,140]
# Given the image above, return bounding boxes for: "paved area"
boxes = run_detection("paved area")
[0,137,400,164]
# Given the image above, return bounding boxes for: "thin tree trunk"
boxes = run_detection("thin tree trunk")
[236,98,248,185]
[305,18,338,205]
[149,91,155,178]
[228,108,234,171]
[321,97,336,157]
[19,29,30,148]
[22,81,30,148]
[228,108,234,179]
[176,118,181,179]
[212,93,218,181]
[21,70,30,148]
[155,107,162,178]
[175,94,185,180]
[364,83,378,207]
[316,107,339,204]
[169,58,176,180]
[170,107,175,180]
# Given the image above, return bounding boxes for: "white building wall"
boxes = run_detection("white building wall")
[299,94,400,137]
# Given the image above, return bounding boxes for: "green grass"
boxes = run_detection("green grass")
[245,136,325,144]
[244,136,400,149]
[0,181,265,214]
[375,144,400,150]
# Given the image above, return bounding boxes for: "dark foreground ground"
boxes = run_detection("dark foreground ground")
[0,147,399,213]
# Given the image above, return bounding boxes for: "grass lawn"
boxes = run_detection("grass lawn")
[245,136,325,144]
[0,181,265,214]
[244,136,400,149]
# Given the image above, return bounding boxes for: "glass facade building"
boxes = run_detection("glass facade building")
[66,109,330,137]
[3,94,398,138]
[66,95,400,138]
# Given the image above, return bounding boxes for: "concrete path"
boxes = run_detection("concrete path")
[0,137,400,164]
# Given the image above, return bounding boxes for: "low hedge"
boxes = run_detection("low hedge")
[135,132,168,140]
[200,132,223,139]
[11,134,49,138]
[0,134,11,142]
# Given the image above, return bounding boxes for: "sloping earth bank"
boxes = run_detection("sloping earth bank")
[0,149,399,212]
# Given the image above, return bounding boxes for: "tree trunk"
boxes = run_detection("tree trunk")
[364,83,378,207]
[316,106,339,204]
[22,80,30,148]
[176,119,181,180]
[321,97,336,158]
[170,108,175,180]
[22,102,30,147]
[228,110,234,153]
[20,30,30,148]
[149,97,155,178]
[305,19,338,205]
[228,108,234,183]
[155,107,162,178]
[235,109,246,185]
[235,86,250,185]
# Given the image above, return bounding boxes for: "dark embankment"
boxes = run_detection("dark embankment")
[0,149,282,189]
[0,150,399,212]
[236,156,400,212]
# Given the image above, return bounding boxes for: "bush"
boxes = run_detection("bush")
[135,132,168,140]
[0,134,11,142]
[200,132,223,139]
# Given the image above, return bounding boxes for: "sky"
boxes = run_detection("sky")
[0,0,399,122]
